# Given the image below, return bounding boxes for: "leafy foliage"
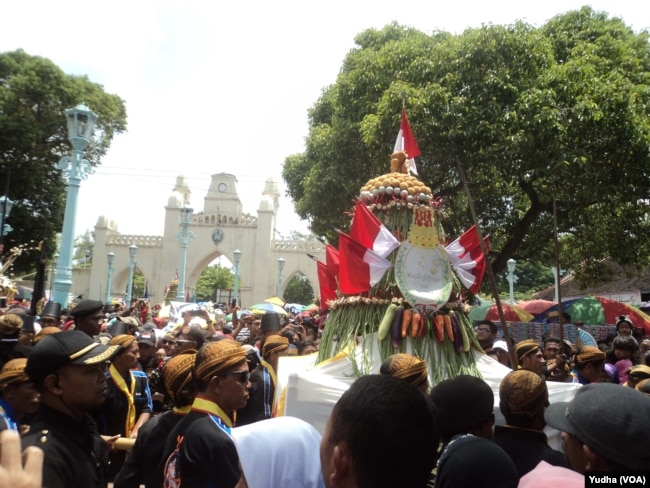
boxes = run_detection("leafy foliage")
[282,273,314,305]
[195,264,234,302]
[283,10,650,283]
[0,50,127,275]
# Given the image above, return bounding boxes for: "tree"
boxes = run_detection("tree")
[283,274,314,305]
[283,9,650,284]
[72,230,94,268]
[0,50,127,275]
[195,265,234,302]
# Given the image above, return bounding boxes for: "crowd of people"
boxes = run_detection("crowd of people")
[0,297,648,487]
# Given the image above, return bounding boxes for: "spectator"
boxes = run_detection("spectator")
[161,340,250,487]
[236,335,289,426]
[37,301,62,329]
[320,374,438,488]
[135,328,157,373]
[114,350,197,488]
[494,370,567,478]
[489,339,512,368]
[545,383,650,473]
[21,331,121,487]
[0,358,39,432]
[542,336,570,382]
[474,320,497,353]
[571,346,606,385]
[379,353,429,393]
[610,335,638,385]
[232,416,325,488]
[625,364,650,389]
[0,314,30,369]
[435,435,518,488]
[67,299,105,338]
[514,340,546,375]
[429,374,495,445]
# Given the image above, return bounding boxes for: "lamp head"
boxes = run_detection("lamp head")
[507,258,516,273]
[180,205,193,224]
[65,104,98,150]
[277,257,285,271]
[0,196,14,219]
[233,249,241,264]
[107,252,115,265]
[129,244,138,259]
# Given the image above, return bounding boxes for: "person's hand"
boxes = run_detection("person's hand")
[101,434,121,452]
[0,430,43,488]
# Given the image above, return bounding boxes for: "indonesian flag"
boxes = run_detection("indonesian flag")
[393,108,421,176]
[326,244,340,279]
[445,226,489,294]
[317,261,338,309]
[349,203,400,259]
[338,233,392,295]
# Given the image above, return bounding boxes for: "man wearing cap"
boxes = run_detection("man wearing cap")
[38,301,62,329]
[494,370,568,478]
[379,353,429,393]
[545,383,650,473]
[236,334,290,426]
[515,339,546,375]
[570,345,606,385]
[136,328,158,374]
[428,374,495,445]
[68,299,106,338]
[162,340,250,487]
[114,350,198,488]
[21,330,121,487]
[0,358,40,432]
[0,313,31,369]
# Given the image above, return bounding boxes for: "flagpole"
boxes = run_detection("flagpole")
[456,159,518,368]
[553,197,564,342]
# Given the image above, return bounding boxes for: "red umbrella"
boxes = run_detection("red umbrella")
[517,299,557,315]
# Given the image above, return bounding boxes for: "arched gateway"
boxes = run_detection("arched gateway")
[76,173,324,306]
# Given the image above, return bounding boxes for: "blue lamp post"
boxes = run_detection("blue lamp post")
[175,206,195,301]
[52,104,98,307]
[232,249,241,305]
[277,257,285,298]
[507,258,517,304]
[105,252,115,305]
[126,244,137,306]
[0,195,14,240]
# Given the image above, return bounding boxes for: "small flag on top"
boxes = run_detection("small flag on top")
[349,203,400,259]
[393,108,421,176]
[338,233,392,295]
[445,226,490,294]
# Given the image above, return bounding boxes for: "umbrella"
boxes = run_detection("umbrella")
[249,303,288,316]
[264,296,286,306]
[517,299,557,315]
[285,303,306,313]
[304,303,319,312]
[532,295,650,334]
[468,302,534,323]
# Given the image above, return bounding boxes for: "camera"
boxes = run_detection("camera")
[190,310,203,317]
[231,298,237,307]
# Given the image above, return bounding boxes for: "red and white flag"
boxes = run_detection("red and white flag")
[349,203,399,259]
[393,108,421,176]
[317,260,338,309]
[445,226,489,294]
[338,233,392,295]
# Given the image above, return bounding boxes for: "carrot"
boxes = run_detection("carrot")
[411,311,421,338]
[434,314,445,343]
[378,304,398,340]
[419,313,428,338]
[443,314,454,343]
[391,307,404,347]
[401,309,413,338]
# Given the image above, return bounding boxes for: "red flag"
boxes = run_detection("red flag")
[317,261,338,309]
[326,244,340,279]
[338,233,392,295]
[349,203,399,259]
[445,226,490,294]
[393,108,421,175]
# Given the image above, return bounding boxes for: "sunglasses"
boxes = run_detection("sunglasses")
[174,339,195,346]
[162,340,174,345]
[219,370,251,384]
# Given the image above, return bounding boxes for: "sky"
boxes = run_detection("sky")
[1,0,648,240]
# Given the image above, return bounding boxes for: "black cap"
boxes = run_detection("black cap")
[25,330,120,381]
[178,325,205,349]
[20,315,35,333]
[544,383,650,470]
[137,328,156,347]
[429,375,494,438]
[41,301,62,320]
[260,312,281,332]
[69,299,104,318]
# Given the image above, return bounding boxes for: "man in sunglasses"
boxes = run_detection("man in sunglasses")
[162,340,250,488]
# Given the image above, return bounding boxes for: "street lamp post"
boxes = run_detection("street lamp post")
[52,104,98,307]
[175,206,195,301]
[233,249,241,306]
[551,266,565,304]
[105,252,115,305]
[126,245,137,306]
[507,258,517,304]
[277,257,285,298]
[0,195,14,267]
[48,253,59,299]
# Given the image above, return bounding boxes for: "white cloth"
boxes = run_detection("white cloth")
[232,416,325,488]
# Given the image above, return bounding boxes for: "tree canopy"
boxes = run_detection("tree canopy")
[283,273,315,305]
[0,49,127,275]
[283,8,650,282]
[195,264,234,302]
